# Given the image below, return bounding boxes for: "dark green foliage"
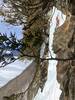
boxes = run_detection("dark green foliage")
[0,33,23,67]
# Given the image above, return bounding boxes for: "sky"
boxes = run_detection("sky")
[0,1,66,100]
[0,16,23,39]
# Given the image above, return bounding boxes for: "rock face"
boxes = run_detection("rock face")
[0,62,36,100]
[53,1,75,100]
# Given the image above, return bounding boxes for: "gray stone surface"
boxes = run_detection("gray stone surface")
[0,61,36,100]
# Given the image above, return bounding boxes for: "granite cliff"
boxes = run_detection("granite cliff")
[0,62,36,100]
[53,0,75,100]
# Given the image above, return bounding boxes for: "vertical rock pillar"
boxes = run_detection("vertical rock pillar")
[53,0,75,100]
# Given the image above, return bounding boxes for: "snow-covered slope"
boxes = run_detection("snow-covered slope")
[0,59,32,87]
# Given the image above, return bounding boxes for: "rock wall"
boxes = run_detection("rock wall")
[53,1,75,99]
[0,62,36,100]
